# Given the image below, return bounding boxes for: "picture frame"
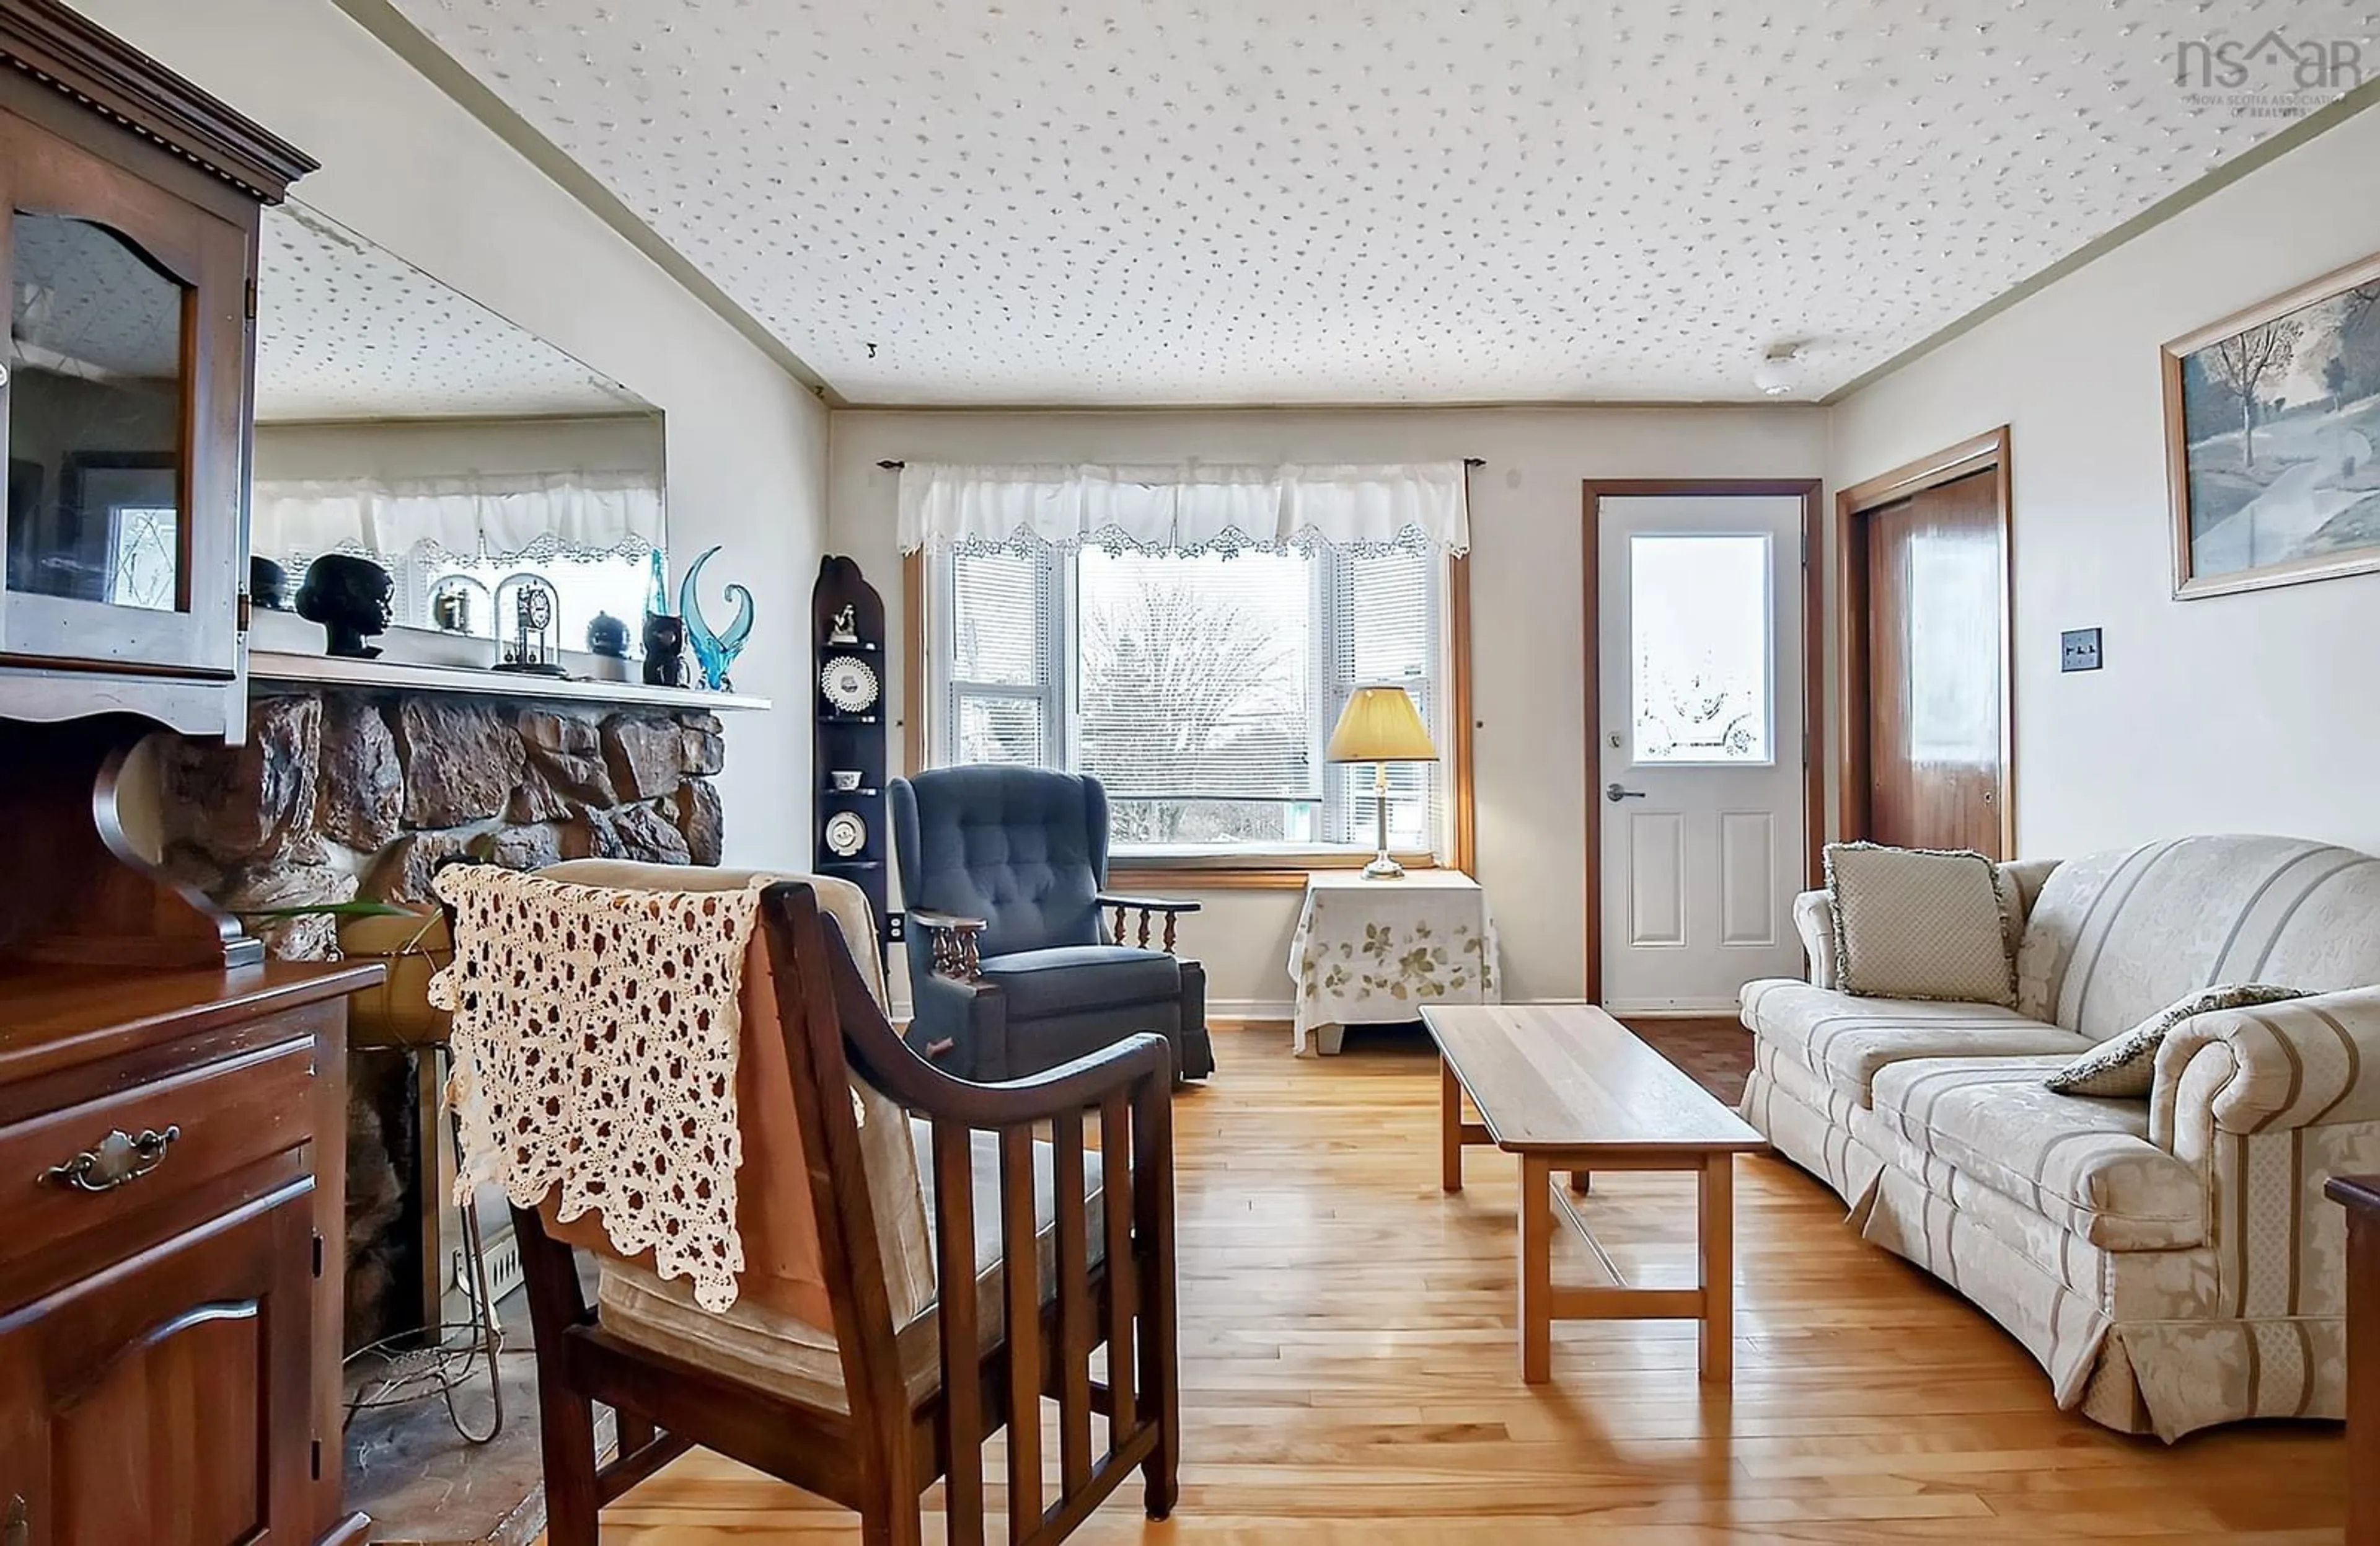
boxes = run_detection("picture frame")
[2163,249,2380,600]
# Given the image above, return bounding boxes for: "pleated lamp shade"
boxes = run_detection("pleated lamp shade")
[1325,685,1437,764]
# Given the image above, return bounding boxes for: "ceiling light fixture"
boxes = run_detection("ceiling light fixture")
[1752,341,1807,398]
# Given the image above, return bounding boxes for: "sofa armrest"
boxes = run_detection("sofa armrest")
[2153,984,2380,1151]
[1792,890,1840,989]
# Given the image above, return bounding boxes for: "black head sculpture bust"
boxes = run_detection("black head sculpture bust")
[248,555,292,612]
[294,554,394,659]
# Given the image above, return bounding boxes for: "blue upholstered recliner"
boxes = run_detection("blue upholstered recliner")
[889,766,1215,1083]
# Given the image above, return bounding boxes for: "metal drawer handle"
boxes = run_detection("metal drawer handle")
[42,1125,181,1193]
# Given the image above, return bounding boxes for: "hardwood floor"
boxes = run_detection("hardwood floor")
[593,1025,2346,1544]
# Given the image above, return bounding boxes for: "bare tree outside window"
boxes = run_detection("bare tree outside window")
[1078,550,1311,846]
[938,542,1441,854]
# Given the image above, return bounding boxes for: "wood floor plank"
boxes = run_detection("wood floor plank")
[583,1027,2346,1543]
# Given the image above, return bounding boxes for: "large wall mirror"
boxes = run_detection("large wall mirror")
[250,201,664,660]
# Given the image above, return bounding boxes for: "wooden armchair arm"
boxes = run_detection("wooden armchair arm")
[909,908,989,981]
[1095,892,1201,913]
[1095,892,1201,954]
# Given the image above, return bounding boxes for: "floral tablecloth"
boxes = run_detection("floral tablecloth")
[1287,870,1499,1056]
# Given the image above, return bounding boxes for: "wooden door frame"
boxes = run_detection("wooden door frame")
[1580,479,1825,1006]
[1834,426,2016,858]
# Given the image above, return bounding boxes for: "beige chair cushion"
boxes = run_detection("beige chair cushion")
[1869,1056,2206,1250]
[1742,978,2087,1108]
[597,1121,1106,1413]
[1826,842,2017,1006]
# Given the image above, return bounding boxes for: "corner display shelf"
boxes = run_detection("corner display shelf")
[813,555,892,962]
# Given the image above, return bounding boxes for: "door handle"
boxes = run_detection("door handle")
[1605,783,1648,803]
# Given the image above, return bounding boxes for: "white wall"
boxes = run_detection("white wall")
[1830,107,2380,860]
[829,407,1827,1014]
[83,0,827,866]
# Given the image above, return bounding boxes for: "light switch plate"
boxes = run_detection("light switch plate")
[2060,627,2104,673]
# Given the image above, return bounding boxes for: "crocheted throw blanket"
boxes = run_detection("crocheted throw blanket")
[430,865,760,1312]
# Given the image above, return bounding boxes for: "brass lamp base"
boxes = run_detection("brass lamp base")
[1362,762,1404,878]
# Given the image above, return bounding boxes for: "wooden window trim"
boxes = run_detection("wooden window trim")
[899,551,1477,885]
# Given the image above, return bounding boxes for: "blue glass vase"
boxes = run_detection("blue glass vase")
[678,545,754,691]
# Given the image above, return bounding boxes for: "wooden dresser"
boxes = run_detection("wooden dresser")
[0,4,380,1542]
[1,961,380,1545]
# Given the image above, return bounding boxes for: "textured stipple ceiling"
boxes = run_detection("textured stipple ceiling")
[256,202,654,420]
[392,0,2372,405]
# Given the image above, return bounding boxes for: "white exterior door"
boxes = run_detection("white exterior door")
[1597,494,1807,1014]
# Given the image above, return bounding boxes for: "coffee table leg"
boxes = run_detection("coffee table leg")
[1440,1057,1463,1193]
[1520,1156,1553,1384]
[1698,1152,1735,1384]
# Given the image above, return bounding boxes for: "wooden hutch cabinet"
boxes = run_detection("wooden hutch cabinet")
[0,6,381,1545]
[0,0,290,739]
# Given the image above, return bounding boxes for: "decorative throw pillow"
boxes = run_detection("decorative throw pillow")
[1825,841,2017,1006]
[2045,983,2308,1099]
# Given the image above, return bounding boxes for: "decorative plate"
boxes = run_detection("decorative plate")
[820,654,881,713]
[823,810,868,858]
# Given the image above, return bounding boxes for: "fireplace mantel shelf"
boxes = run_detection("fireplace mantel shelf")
[248,650,773,712]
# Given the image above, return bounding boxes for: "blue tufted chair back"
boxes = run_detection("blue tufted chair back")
[890,766,1110,972]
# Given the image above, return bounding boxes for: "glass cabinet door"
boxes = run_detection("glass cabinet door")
[0,108,247,681]
[3,212,190,614]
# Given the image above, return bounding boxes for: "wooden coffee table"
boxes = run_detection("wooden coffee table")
[1422,1004,1766,1385]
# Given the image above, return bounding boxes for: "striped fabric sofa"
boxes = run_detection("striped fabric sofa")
[1739,834,2380,1439]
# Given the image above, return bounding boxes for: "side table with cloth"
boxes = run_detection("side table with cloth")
[1287,870,1500,1056]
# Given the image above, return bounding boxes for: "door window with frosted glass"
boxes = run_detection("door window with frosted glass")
[1629,532,1773,764]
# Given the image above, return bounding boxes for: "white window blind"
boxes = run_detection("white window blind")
[946,549,1057,767]
[1326,547,1440,853]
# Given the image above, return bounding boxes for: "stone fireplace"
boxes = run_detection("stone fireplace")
[154,685,726,1348]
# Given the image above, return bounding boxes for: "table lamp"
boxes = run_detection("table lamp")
[1325,684,1438,880]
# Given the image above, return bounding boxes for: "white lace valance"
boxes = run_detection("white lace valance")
[253,469,664,565]
[896,461,1470,558]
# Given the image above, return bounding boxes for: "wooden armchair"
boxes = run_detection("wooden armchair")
[472,865,1179,1546]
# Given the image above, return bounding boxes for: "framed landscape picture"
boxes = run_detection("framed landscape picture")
[2164,249,2380,599]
